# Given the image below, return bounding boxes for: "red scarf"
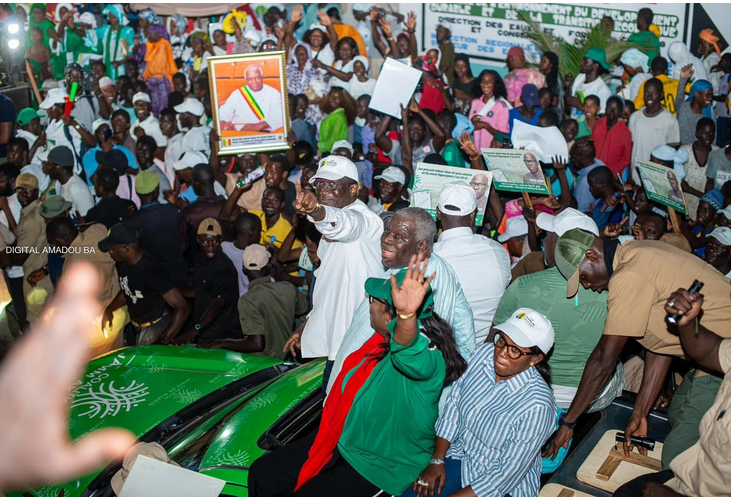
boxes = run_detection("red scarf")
[294,333,384,491]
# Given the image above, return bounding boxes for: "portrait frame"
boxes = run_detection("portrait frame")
[208,51,290,156]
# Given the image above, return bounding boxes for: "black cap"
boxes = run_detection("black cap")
[98,223,139,252]
[48,146,75,167]
[65,62,83,75]
[96,149,129,174]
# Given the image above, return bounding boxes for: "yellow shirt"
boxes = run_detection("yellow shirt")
[634,74,680,116]
[250,210,302,250]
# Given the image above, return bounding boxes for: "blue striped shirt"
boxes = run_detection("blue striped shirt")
[436,343,556,497]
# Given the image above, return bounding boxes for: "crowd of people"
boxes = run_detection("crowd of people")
[0,2,730,498]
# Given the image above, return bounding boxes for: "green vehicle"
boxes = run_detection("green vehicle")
[17,346,325,497]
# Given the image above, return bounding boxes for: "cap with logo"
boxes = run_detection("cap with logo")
[173,151,209,171]
[555,228,596,297]
[242,244,271,271]
[536,208,599,237]
[133,92,151,104]
[197,218,222,237]
[98,224,140,252]
[438,181,477,216]
[14,173,39,191]
[96,149,129,174]
[17,108,42,127]
[39,195,73,218]
[493,307,555,354]
[48,146,75,167]
[93,118,111,133]
[498,215,529,243]
[310,155,359,183]
[331,140,354,155]
[39,88,69,109]
[173,98,205,116]
[709,226,731,246]
[521,84,540,107]
[374,166,406,185]
[135,171,160,195]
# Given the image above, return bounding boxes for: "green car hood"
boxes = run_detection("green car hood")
[22,345,280,497]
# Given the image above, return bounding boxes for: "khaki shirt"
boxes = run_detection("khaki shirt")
[665,339,731,495]
[604,241,731,357]
[225,173,265,212]
[64,223,120,306]
[16,199,48,277]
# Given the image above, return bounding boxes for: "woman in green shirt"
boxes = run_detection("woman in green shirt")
[316,87,356,155]
[248,255,467,496]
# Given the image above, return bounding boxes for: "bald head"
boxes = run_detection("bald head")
[246,64,264,92]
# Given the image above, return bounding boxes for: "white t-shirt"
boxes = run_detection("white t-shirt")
[570,73,612,117]
[221,241,249,297]
[55,175,95,218]
[349,77,377,98]
[331,59,356,93]
[132,115,168,147]
[0,193,23,278]
[628,109,681,183]
[179,125,211,157]
[46,119,84,176]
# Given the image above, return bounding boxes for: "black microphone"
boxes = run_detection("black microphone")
[666,280,704,325]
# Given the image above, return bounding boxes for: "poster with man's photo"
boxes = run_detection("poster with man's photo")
[636,158,688,214]
[411,162,493,226]
[208,51,290,155]
[480,149,549,195]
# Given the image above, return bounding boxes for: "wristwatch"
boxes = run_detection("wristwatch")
[558,414,577,429]
[429,458,445,465]
[194,324,202,331]
[73,123,81,131]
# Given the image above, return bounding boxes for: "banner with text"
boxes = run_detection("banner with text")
[423,3,687,64]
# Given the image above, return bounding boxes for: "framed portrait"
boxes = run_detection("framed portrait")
[208,51,290,155]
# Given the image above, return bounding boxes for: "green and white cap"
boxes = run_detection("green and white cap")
[555,228,596,298]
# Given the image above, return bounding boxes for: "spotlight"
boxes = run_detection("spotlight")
[8,23,20,35]
[8,39,20,50]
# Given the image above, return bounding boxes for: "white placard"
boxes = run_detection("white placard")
[369,57,423,118]
[119,455,226,497]
[510,121,569,164]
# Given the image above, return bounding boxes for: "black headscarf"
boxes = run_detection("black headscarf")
[543,51,560,92]
[453,53,474,79]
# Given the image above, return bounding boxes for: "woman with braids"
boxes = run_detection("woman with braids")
[248,255,467,496]
[408,307,556,497]
[468,69,510,151]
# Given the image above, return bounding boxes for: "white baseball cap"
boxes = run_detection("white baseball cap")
[173,151,209,171]
[93,119,111,133]
[331,140,354,155]
[174,98,205,117]
[98,76,115,90]
[709,226,731,246]
[244,30,261,47]
[438,181,477,216]
[494,307,554,354]
[718,205,731,220]
[39,88,68,109]
[133,92,151,104]
[374,166,406,185]
[498,216,528,242]
[536,208,599,237]
[310,155,359,183]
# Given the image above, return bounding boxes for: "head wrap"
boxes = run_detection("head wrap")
[651,145,689,181]
[171,14,188,37]
[103,4,128,26]
[686,79,714,118]
[30,3,46,13]
[78,12,97,28]
[649,24,661,38]
[699,29,721,57]
[16,4,30,16]
[54,3,74,23]
[138,8,161,26]
[352,3,371,13]
[668,42,709,82]
[620,48,650,74]
[289,41,313,65]
[147,23,170,43]
[700,189,725,212]
[353,55,369,72]
[188,30,210,45]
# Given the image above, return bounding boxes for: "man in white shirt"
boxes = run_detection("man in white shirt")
[15,108,44,164]
[284,155,383,389]
[367,166,407,214]
[567,48,612,117]
[43,146,94,218]
[40,88,88,176]
[131,92,168,148]
[628,78,681,183]
[218,64,284,132]
[0,163,25,330]
[173,98,211,157]
[434,181,511,345]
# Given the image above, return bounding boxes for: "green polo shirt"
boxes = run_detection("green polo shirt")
[441,139,465,168]
[337,332,445,495]
[493,267,608,388]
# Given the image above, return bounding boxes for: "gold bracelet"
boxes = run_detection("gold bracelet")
[469,155,480,162]
[310,203,322,216]
[397,310,415,319]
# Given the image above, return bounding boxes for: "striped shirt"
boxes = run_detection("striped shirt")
[436,343,556,497]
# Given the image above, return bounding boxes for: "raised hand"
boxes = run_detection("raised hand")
[369,8,378,22]
[390,254,435,317]
[291,4,304,24]
[378,16,392,36]
[457,130,479,158]
[551,155,568,171]
[316,9,331,26]
[405,11,416,31]
[408,97,420,114]
[680,63,694,79]
[293,188,318,215]
[602,216,629,238]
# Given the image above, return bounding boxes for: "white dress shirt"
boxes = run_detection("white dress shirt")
[301,199,384,360]
[218,84,284,131]
[132,115,168,147]
[434,226,511,345]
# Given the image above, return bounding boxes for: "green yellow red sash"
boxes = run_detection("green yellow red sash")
[240,86,265,120]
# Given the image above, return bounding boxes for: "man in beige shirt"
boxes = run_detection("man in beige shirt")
[46,218,127,357]
[544,230,731,470]
[615,286,731,496]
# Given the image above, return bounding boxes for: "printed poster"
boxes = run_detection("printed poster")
[636,158,688,214]
[481,149,549,195]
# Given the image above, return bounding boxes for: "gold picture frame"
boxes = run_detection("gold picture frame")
[207,51,290,156]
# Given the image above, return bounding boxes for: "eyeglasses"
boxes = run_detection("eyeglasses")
[314,180,348,192]
[368,296,389,306]
[493,333,533,360]
[470,182,488,188]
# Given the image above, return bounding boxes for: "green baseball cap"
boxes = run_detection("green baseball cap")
[364,268,434,319]
[555,228,596,298]
[40,195,73,219]
[17,108,42,127]
[585,47,610,71]
[135,171,160,195]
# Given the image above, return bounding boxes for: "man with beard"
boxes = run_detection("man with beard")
[284,155,383,389]
[327,207,475,399]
